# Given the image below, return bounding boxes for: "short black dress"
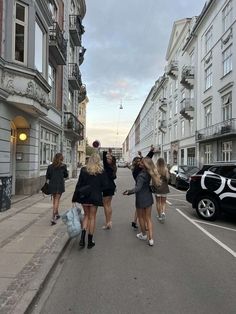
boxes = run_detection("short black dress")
[46,164,68,194]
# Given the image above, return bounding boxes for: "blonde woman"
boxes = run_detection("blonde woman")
[123,157,160,246]
[46,153,68,225]
[72,153,108,249]
[155,158,170,223]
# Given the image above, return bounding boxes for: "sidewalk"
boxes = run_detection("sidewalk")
[0,179,77,314]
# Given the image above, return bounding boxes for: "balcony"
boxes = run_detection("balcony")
[180,98,194,120]
[196,118,236,142]
[79,47,86,65]
[68,63,82,90]
[180,66,194,88]
[159,97,167,113]
[69,15,85,46]
[158,119,167,133]
[78,85,87,103]
[49,22,67,65]
[165,61,178,78]
[64,112,84,140]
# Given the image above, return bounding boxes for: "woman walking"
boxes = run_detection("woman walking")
[154,157,170,223]
[72,153,108,249]
[102,149,117,230]
[46,153,68,225]
[123,157,160,246]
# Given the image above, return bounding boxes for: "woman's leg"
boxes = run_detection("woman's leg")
[79,205,90,247]
[144,206,153,240]
[87,206,98,249]
[161,197,167,213]
[136,208,146,235]
[155,195,162,217]
[102,196,112,228]
[131,210,138,228]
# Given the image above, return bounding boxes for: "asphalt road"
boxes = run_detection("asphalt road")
[30,168,236,314]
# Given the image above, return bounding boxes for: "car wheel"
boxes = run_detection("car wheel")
[196,195,220,221]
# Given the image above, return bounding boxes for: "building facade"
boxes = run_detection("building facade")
[123,0,236,168]
[0,0,87,195]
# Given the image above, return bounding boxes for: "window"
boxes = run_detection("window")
[169,127,172,142]
[187,148,195,166]
[170,82,173,96]
[222,141,232,161]
[40,127,58,165]
[175,98,178,114]
[181,120,185,137]
[13,1,28,64]
[223,45,232,76]
[189,120,194,135]
[66,140,72,164]
[175,79,178,90]
[48,0,57,21]
[169,103,172,119]
[35,21,46,74]
[48,64,56,104]
[205,65,212,90]
[174,123,177,139]
[181,149,184,165]
[222,92,232,121]
[222,1,232,32]
[204,104,212,127]
[205,144,212,164]
[205,27,213,53]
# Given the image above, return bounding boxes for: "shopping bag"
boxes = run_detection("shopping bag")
[61,206,83,238]
[41,182,50,195]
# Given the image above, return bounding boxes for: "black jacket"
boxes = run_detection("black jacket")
[72,167,108,206]
[132,150,154,181]
[103,151,117,190]
[46,164,68,194]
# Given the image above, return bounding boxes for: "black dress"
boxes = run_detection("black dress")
[46,164,68,194]
[102,151,117,197]
[72,167,108,206]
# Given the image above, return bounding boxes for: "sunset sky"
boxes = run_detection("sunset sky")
[81,0,206,147]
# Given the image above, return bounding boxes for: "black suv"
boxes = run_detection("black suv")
[186,163,236,221]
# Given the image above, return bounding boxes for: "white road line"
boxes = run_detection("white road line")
[167,200,172,205]
[176,208,236,258]
[193,220,236,232]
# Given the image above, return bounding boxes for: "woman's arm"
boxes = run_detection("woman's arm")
[63,165,68,178]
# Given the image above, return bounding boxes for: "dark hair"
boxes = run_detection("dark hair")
[52,153,64,167]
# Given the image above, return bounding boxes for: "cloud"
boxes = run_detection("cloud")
[82,0,206,147]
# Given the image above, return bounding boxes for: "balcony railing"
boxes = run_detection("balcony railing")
[165,61,178,77]
[158,120,167,133]
[49,22,67,65]
[79,47,86,65]
[64,112,84,140]
[180,66,194,88]
[69,15,84,46]
[68,63,82,90]
[180,98,194,120]
[78,85,87,103]
[159,97,167,112]
[196,118,236,142]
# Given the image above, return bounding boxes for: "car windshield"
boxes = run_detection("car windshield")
[180,166,199,174]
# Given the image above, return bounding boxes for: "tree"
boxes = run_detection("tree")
[85,139,94,156]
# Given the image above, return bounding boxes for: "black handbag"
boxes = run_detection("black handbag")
[41,182,50,195]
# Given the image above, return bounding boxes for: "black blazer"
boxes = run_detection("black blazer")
[102,151,117,190]
[72,167,108,206]
[46,164,68,194]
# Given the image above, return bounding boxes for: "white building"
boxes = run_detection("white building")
[123,0,236,167]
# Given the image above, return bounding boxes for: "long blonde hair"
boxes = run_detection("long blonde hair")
[156,158,169,180]
[86,153,103,175]
[142,157,161,186]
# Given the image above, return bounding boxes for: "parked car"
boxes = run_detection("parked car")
[186,163,236,221]
[117,160,127,168]
[169,165,199,189]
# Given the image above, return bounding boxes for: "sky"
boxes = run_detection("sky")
[81,0,206,148]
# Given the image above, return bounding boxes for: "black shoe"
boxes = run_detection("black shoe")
[51,218,57,226]
[79,230,86,247]
[55,214,60,220]
[87,234,95,249]
[131,222,138,229]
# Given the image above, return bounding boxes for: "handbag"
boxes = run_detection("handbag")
[61,206,83,238]
[41,182,50,195]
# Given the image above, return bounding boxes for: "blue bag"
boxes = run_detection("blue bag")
[61,206,83,238]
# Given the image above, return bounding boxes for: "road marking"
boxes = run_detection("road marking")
[167,200,172,205]
[176,208,236,258]
[193,220,236,232]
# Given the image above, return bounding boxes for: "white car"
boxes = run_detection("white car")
[117,160,127,168]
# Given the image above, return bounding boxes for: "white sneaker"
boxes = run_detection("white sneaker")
[148,239,154,246]
[136,233,147,240]
[161,212,166,223]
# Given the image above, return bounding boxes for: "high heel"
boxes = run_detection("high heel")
[102,221,112,230]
